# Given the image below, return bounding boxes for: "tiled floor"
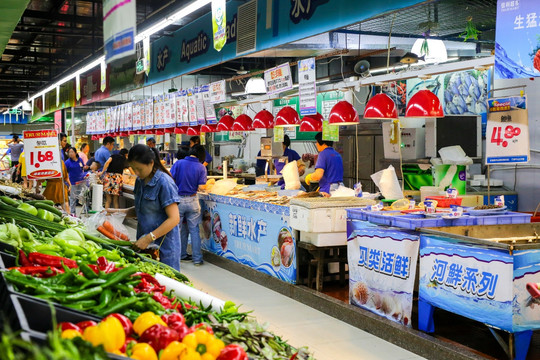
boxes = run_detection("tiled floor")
[181,261,426,360]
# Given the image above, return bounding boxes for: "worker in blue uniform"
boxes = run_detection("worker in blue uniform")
[305,132,344,195]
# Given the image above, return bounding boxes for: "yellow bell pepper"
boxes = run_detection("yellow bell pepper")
[160,341,188,360]
[130,343,158,360]
[133,312,167,336]
[82,317,125,353]
[181,330,224,360]
[61,329,82,339]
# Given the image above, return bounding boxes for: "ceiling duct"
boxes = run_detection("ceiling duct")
[236,0,257,55]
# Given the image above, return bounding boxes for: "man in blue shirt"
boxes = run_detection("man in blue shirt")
[305,132,344,195]
[94,136,114,171]
[170,145,207,265]
[274,135,301,175]
[189,136,212,167]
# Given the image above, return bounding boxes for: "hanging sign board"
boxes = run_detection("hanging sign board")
[103,0,136,63]
[274,127,284,142]
[264,63,293,95]
[188,88,198,126]
[486,96,529,164]
[210,80,226,104]
[195,88,206,125]
[211,0,227,51]
[201,85,217,124]
[143,98,154,129]
[176,90,189,126]
[24,130,63,180]
[322,120,339,141]
[298,57,317,116]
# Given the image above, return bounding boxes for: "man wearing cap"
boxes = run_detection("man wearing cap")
[94,136,114,171]
[189,136,212,167]
[305,132,344,196]
[0,135,24,183]
[147,137,156,148]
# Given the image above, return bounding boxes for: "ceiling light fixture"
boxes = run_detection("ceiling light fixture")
[363,93,398,120]
[201,123,219,133]
[405,89,444,118]
[232,114,254,131]
[244,77,266,95]
[328,101,359,125]
[252,110,274,128]
[299,113,323,132]
[274,106,300,127]
[216,114,235,132]
[187,126,201,135]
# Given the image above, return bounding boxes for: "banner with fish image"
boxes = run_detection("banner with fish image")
[347,226,419,326]
[199,193,296,283]
[406,69,488,116]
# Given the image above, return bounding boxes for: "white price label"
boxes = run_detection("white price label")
[24,130,62,180]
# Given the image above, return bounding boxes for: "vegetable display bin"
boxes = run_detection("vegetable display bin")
[418,223,540,360]
[9,294,100,333]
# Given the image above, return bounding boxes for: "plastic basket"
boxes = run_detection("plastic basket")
[425,196,463,208]
[473,212,532,225]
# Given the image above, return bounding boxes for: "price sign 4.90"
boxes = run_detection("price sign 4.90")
[490,125,521,148]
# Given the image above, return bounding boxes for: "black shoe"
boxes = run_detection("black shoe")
[194,261,203,266]
[181,255,192,261]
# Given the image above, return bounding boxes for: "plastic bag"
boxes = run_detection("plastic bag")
[330,185,355,197]
[84,211,131,242]
[438,145,473,165]
[210,178,237,195]
[282,160,301,190]
[370,165,404,200]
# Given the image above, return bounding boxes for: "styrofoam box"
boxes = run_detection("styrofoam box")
[290,206,350,232]
[301,231,347,246]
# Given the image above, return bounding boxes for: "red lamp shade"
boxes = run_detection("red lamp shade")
[252,110,274,129]
[164,128,175,134]
[186,126,201,135]
[275,106,300,127]
[232,114,254,131]
[364,94,398,120]
[405,89,444,118]
[91,135,98,140]
[144,130,154,135]
[174,127,186,134]
[328,101,359,125]
[300,113,323,132]
[217,115,235,132]
[201,124,219,133]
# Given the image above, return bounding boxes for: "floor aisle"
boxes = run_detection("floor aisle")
[181,261,426,360]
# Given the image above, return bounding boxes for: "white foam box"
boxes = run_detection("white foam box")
[301,231,347,246]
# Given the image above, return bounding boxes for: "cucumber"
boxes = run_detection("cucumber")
[26,200,55,207]
[30,203,63,217]
[0,196,20,207]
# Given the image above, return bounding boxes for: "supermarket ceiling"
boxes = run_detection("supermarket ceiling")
[0,0,497,108]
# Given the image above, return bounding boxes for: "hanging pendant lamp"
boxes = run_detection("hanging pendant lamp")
[253,110,274,129]
[299,113,323,132]
[363,93,398,120]
[186,126,201,135]
[274,106,300,127]
[201,123,219,133]
[405,89,444,117]
[174,127,186,134]
[232,114,254,131]
[328,101,359,125]
[217,114,235,132]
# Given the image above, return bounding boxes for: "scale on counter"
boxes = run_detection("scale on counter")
[256,137,288,184]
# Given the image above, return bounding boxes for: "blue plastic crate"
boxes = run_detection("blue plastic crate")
[473,212,532,225]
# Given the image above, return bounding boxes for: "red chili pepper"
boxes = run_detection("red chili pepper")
[139,324,180,353]
[9,266,64,277]
[76,320,98,331]
[28,253,77,269]
[106,313,133,336]
[88,264,100,274]
[217,344,248,360]
[18,250,31,267]
[152,293,174,309]
[161,312,185,327]
[58,322,82,333]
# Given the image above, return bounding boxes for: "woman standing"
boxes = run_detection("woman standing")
[108,145,181,271]
[64,147,86,216]
[101,148,129,209]
[78,143,90,168]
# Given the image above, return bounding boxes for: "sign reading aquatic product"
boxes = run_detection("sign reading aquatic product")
[200,194,296,283]
[103,0,136,63]
[264,63,293,95]
[348,226,419,326]
[495,0,540,78]
[23,130,62,180]
[486,96,529,164]
[298,57,317,116]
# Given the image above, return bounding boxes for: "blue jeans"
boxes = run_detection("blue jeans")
[178,196,202,263]
[180,220,189,258]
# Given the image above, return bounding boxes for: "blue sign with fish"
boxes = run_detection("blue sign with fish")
[419,234,540,333]
[199,193,296,283]
[495,0,540,79]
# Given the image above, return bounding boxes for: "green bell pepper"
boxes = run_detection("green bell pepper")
[17,203,38,216]
[37,208,55,222]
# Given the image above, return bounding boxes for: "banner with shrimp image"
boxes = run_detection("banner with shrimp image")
[347,227,419,326]
[199,193,296,283]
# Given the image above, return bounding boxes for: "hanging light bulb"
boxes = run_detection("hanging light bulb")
[364,93,398,120]
[405,89,444,118]
[328,101,359,125]
[216,114,235,131]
